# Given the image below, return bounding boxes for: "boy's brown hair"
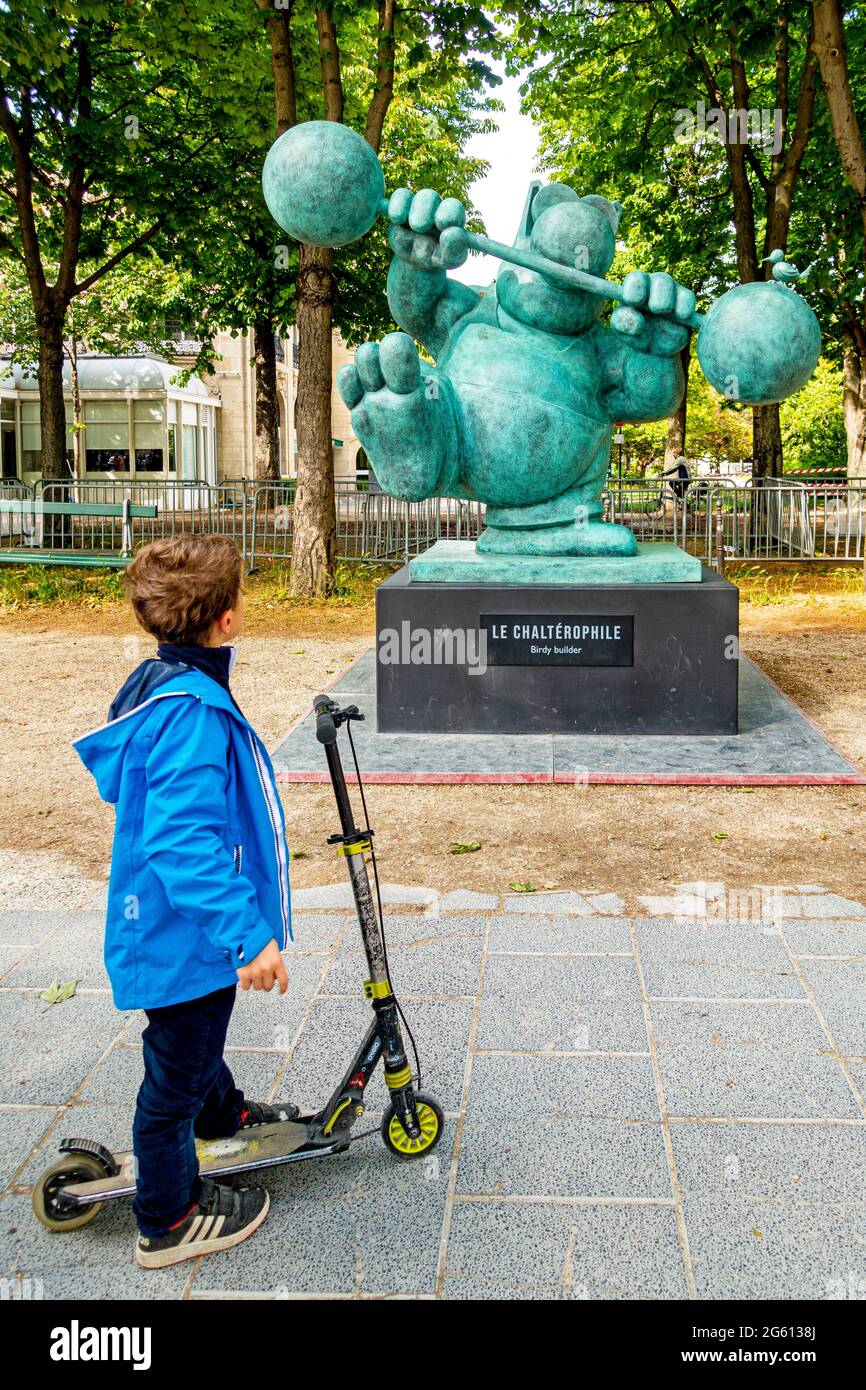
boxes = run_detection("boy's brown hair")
[125,535,242,644]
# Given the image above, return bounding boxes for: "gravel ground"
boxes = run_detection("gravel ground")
[2,592,866,906]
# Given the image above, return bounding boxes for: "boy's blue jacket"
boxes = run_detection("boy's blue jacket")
[74,658,292,1011]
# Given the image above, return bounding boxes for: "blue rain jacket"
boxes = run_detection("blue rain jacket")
[74,661,291,1010]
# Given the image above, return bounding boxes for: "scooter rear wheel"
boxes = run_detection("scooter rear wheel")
[381,1092,444,1159]
[32,1155,107,1232]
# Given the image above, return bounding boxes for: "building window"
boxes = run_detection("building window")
[84,400,129,473]
[21,400,41,473]
[182,423,198,480]
[133,400,165,473]
[1,399,16,479]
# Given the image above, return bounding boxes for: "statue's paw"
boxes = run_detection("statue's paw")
[478,519,638,558]
[336,333,459,501]
[385,188,469,271]
[583,520,639,556]
[337,332,421,406]
[611,270,695,357]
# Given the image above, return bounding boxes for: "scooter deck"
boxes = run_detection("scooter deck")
[63,1121,340,1205]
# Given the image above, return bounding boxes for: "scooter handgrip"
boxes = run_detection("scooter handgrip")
[313,695,337,745]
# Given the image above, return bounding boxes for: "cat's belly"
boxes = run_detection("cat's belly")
[443,323,610,507]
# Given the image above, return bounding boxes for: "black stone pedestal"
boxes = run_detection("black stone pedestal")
[375,564,739,735]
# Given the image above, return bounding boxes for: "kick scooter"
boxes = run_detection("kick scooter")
[31,695,443,1232]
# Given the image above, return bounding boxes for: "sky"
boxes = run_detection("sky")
[450,71,541,287]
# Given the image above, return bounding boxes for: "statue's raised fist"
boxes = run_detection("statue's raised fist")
[386,189,469,271]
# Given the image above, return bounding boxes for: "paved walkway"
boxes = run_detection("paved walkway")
[2,883,866,1300]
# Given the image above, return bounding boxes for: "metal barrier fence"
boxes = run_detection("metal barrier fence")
[603,482,683,545]
[248,481,484,566]
[681,480,866,562]
[31,479,248,562]
[0,476,864,568]
[0,480,34,543]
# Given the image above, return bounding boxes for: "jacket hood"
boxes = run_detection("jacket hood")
[108,657,189,723]
[74,666,249,805]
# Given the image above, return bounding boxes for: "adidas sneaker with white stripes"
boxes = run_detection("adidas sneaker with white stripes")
[135,1178,269,1269]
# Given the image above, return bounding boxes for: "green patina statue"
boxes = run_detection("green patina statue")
[263,121,821,560]
[337,181,693,558]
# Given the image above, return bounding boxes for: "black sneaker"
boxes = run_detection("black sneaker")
[238,1100,299,1128]
[135,1178,269,1269]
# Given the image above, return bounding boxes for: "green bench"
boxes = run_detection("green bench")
[0,498,158,567]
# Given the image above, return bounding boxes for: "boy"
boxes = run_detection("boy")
[75,535,293,1269]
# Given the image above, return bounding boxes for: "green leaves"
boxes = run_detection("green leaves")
[38,978,78,1007]
[450,840,481,854]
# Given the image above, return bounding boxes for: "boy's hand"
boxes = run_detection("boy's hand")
[237,939,289,994]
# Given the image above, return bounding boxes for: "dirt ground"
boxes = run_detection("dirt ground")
[2,569,866,908]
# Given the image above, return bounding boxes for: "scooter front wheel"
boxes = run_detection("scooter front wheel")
[32,1155,107,1232]
[381,1092,444,1160]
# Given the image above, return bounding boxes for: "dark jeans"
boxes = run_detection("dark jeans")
[133,984,245,1237]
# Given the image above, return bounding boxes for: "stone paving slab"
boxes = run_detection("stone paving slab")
[2,897,866,1301]
[0,989,126,1106]
[191,1126,457,1299]
[798,959,866,1055]
[0,910,72,947]
[16,1102,136,1181]
[768,892,866,919]
[442,1202,690,1300]
[0,948,29,981]
[283,995,473,1117]
[651,1001,861,1120]
[669,1120,866,1202]
[636,919,804,999]
[4,939,111,990]
[437,890,500,912]
[223,955,328,1050]
[502,890,625,916]
[1,1191,192,1300]
[781,917,866,957]
[477,954,648,1053]
[682,1198,866,1302]
[324,933,483,1000]
[460,1053,669,1199]
[0,1109,57,1188]
[488,915,632,953]
[467,1051,661,1121]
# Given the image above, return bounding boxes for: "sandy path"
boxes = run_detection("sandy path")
[2,586,866,906]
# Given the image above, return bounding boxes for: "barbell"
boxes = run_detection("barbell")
[262,121,821,406]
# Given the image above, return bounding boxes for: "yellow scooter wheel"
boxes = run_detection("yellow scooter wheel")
[381,1091,444,1160]
[32,1154,107,1232]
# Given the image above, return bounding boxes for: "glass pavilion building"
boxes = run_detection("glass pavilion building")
[0,356,220,486]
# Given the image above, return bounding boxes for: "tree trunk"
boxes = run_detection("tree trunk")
[253,319,280,481]
[752,403,784,478]
[291,243,336,597]
[664,342,691,466]
[37,311,68,480]
[812,1,866,211]
[844,342,866,477]
[68,335,83,480]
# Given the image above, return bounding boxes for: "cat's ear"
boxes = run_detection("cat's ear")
[514,180,545,248]
[582,195,624,232]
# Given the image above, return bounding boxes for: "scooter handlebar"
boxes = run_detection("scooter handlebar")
[313,694,338,746]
